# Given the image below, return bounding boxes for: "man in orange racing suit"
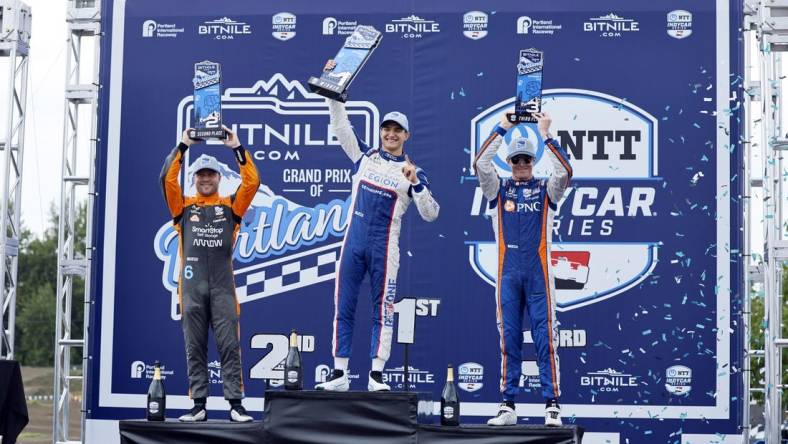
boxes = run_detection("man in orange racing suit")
[160,125,260,422]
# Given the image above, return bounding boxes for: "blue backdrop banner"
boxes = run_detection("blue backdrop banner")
[86,1,745,443]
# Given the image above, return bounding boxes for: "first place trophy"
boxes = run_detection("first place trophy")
[508,48,544,123]
[308,25,382,102]
[189,60,225,140]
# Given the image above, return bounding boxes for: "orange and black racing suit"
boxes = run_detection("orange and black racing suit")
[160,142,260,400]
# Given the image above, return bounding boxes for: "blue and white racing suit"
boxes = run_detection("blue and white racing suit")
[474,125,572,401]
[329,101,440,363]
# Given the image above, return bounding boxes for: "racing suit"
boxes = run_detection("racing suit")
[160,143,260,400]
[474,125,572,401]
[329,101,440,364]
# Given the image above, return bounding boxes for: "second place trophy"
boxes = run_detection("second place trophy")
[190,60,226,140]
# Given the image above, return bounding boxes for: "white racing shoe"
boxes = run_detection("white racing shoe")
[230,405,253,423]
[367,371,391,391]
[486,403,517,426]
[315,369,350,391]
[545,399,562,427]
[178,404,207,422]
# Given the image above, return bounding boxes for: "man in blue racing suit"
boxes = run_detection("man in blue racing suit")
[316,59,440,392]
[474,111,572,426]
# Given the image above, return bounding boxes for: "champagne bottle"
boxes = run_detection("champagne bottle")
[440,364,460,426]
[284,330,303,390]
[146,361,166,421]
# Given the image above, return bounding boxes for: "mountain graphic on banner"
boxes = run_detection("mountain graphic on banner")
[226,73,322,102]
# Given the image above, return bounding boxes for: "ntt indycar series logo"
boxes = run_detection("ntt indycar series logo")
[155,74,381,320]
[463,11,488,40]
[457,362,484,392]
[667,10,692,39]
[467,89,660,311]
[272,13,296,41]
[665,365,692,395]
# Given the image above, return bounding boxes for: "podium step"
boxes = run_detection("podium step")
[119,419,263,444]
[264,390,418,444]
[119,396,583,444]
[418,424,584,444]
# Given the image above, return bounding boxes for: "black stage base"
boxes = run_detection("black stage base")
[265,390,418,444]
[418,424,584,444]
[119,419,263,444]
[118,390,583,444]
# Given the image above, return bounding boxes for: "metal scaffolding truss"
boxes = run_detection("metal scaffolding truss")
[53,0,100,443]
[745,1,788,442]
[0,0,31,360]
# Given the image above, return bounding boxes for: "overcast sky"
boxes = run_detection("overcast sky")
[0,0,68,235]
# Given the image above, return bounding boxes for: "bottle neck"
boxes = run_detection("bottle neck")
[154,367,161,380]
[290,332,298,348]
[446,367,454,382]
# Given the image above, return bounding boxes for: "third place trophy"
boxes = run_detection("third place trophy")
[508,48,544,123]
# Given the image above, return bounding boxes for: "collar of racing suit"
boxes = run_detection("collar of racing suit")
[508,177,538,187]
[379,149,406,162]
[193,191,221,205]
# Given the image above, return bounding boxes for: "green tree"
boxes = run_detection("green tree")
[748,264,788,412]
[15,202,86,366]
[15,284,57,365]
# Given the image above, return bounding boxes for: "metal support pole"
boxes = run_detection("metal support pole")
[0,0,31,361]
[757,30,786,444]
[742,9,755,441]
[53,1,100,442]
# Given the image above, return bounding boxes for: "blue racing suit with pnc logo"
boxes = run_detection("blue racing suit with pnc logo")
[328,101,440,364]
[474,125,572,401]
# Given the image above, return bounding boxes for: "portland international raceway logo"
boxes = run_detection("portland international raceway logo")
[466,89,660,311]
[154,74,380,320]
